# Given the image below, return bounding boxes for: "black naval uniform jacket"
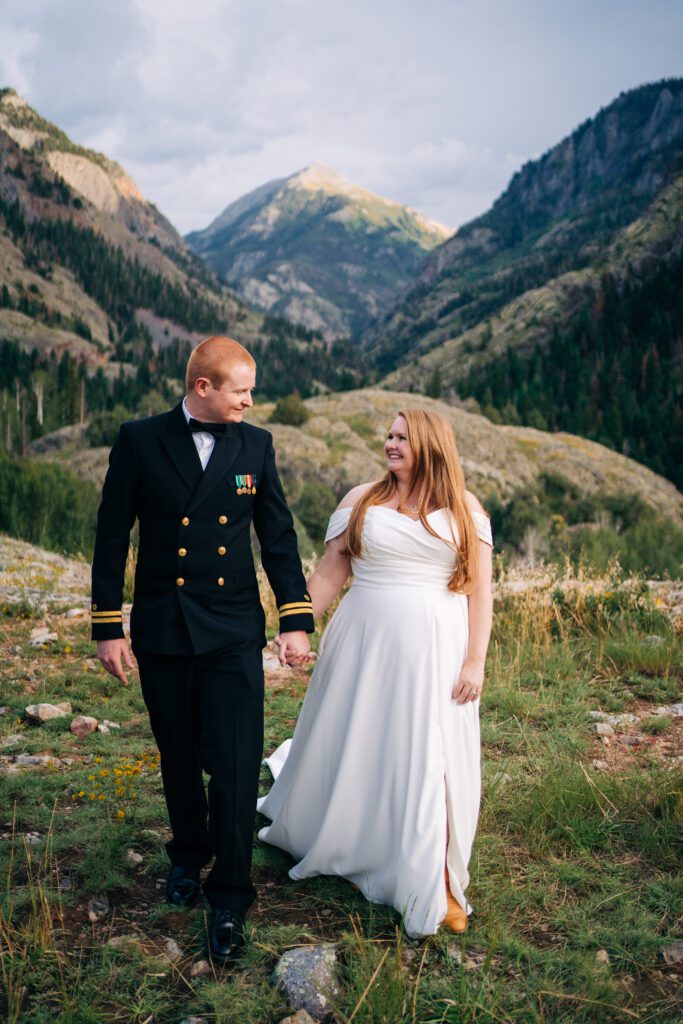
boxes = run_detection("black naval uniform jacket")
[90,402,314,655]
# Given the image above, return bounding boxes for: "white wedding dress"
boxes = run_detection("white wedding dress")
[257,504,493,938]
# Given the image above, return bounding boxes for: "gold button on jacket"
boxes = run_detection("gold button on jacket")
[176,578,185,586]
[218,546,226,555]
[181,516,189,526]
[178,548,187,557]
[217,577,225,586]
[218,515,228,525]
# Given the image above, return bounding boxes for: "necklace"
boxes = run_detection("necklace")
[397,496,420,515]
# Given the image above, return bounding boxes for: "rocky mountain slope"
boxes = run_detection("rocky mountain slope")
[0,89,258,369]
[0,88,367,461]
[366,78,683,373]
[369,80,683,488]
[186,162,450,341]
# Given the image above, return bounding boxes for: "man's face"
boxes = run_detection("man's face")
[198,361,256,423]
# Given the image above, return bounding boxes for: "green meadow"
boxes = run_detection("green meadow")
[0,560,681,1023]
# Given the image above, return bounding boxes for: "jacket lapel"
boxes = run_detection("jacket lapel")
[158,404,203,492]
[187,430,242,513]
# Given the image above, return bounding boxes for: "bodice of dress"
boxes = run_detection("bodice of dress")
[325,505,493,591]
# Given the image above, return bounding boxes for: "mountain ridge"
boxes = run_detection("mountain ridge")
[186,162,451,341]
[364,77,683,369]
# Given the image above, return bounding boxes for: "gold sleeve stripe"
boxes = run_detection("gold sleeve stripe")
[91,617,123,623]
[91,614,123,621]
[279,601,313,612]
[92,609,122,616]
[279,607,314,618]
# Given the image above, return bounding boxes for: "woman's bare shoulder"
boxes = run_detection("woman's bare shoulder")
[337,481,379,510]
[464,490,488,517]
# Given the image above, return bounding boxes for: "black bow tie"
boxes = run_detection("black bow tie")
[188,418,228,438]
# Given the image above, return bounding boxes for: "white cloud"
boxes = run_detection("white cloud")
[0,0,681,234]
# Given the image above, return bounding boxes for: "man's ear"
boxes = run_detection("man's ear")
[194,377,210,398]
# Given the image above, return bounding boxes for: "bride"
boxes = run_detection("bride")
[258,408,493,937]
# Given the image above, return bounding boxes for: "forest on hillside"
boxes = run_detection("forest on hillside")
[463,255,683,489]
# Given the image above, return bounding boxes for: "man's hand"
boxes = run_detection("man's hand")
[97,639,137,686]
[274,630,310,667]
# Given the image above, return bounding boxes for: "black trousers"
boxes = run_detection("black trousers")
[135,640,264,914]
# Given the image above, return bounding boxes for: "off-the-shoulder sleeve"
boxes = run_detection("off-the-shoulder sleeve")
[473,510,493,547]
[325,506,352,543]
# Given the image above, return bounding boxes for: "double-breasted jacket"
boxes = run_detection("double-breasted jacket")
[90,403,314,654]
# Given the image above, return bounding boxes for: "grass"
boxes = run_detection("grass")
[0,563,681,1022]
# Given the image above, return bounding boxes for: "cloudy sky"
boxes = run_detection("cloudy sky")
[1,0,681,234]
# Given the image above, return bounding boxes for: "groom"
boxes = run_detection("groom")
[91,335,313,963]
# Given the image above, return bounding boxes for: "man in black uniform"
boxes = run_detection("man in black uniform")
[91,336,313,962]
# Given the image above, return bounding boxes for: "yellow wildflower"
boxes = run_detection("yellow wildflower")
[116,810,125,819]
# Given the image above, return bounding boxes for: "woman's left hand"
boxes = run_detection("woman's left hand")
[452,658,485,704]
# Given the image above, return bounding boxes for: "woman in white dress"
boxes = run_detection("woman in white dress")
[258,408,493,938]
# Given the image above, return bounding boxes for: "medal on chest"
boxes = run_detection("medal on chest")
[235,474,257,495]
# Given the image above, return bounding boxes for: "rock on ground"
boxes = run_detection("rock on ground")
[190,959,211,978]
[71,715,98,737]
[162,938,183,962]
[88,896,110,923]
[662,941,683,965]
[272,944,340,1022]
[278,1011,319,1024]
[591,722,615,737]
[25,702,71,722]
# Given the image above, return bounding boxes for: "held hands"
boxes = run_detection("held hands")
[452,657,485,705]
[274,630,311,668]
[97,639,137,686]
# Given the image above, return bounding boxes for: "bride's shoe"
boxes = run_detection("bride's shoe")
[442,889,468,932]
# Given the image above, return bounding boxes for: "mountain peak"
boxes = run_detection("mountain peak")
[286,162,451,238]
[288,162,357,194]
[187,163,452,339]
[0,88,29,110]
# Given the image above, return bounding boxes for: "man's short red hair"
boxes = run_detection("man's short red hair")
[185,336,256,393]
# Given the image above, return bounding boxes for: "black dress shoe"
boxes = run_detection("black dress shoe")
[165,865,201,907]
[207,907,245,964]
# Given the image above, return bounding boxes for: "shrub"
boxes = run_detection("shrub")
[294,480,338,543]
[0,452,99,555]
[86,406,130,447]
[269,392,310,427]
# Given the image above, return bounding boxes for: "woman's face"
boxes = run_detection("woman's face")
[384,416,414,477]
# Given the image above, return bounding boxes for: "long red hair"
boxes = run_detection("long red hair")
[345,409,484,593]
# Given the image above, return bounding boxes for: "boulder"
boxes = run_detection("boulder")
[88,896,110,922]
[190,959,211,978]
[590,722,614,737]
[278,1012,319,1024]
[25,702,70,722]
[272,944,340,1022]
[71,716,98,737]
[163,938,183,962]
[13,754,53,766]
[662,941,683,965]
[108,934,140,948]
[29,631,58,647]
